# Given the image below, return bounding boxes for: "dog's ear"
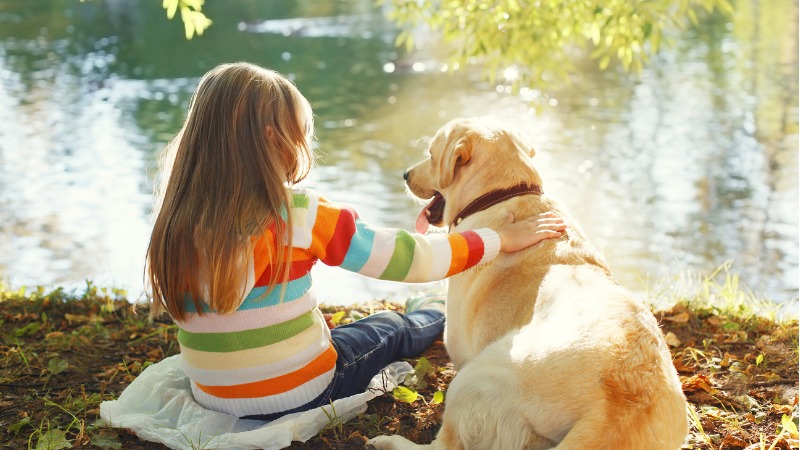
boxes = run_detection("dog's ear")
[437,132,474,188]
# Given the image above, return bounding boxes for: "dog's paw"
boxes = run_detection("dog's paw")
[366,435,421,450]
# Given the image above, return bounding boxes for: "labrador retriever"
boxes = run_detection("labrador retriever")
[368,117,687,450]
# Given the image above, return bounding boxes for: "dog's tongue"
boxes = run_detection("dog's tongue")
[415,193,445,233]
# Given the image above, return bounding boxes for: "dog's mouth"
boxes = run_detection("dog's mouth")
[415,192,446,233]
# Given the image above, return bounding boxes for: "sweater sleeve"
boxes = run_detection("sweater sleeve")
[303,191,501,282]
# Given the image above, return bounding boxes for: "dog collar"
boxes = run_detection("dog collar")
[451,183,544,227]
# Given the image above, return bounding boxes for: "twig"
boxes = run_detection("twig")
[752,379,797,387]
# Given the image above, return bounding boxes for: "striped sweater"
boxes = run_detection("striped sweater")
[175,188,501,417]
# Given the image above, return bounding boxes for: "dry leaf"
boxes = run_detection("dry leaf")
[771,404,794,415]
[720,432,747,450]
[664,312,690,323]
[64,313,90,323]
[45,331,65,339]
[672,357,693,373]
[706,315,726,327]
[681,374,717,394]
[664,331,682,347]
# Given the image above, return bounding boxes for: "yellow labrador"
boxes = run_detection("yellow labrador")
[368,118,687,449]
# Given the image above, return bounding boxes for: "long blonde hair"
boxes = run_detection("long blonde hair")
[147,62,314,320]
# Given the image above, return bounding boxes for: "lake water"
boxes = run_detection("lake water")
[0,0,797,310]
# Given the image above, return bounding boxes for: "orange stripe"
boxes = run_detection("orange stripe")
[445,233,469,277]
[310,203,341,260]
[194,345,337,399]
[253,231,317,286]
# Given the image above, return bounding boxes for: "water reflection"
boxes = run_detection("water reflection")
[0,0,796,310]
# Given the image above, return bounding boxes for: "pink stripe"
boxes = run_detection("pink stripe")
[177,290,317,333]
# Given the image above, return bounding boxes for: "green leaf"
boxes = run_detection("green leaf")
[330,311,346,325]
[722,322,740,331]
[14,322,40,337]
[432,390,445,404]
[190,11,212,37]
[780,414,798,436]
[9,416,31,435]
[413,356,434,378]
[48,356,69,376]
[163,0,178,19]
[90,431,123,450]
[755,354,764,366]
[184,0,205,10]
[392,386,419,403]
[181,6,194,39]
[36,429,72,450]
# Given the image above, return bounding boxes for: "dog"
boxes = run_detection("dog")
[368,117,687,449]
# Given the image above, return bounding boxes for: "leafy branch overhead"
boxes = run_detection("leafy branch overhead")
[162,0,212,39]
[385,0,734,85]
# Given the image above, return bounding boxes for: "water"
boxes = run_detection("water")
[0,0,797,310]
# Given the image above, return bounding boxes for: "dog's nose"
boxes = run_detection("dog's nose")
[403,170,409,180]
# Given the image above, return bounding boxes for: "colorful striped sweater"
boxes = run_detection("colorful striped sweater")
[175,188,501,417]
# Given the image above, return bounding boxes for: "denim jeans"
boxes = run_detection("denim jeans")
[244,309,445,421]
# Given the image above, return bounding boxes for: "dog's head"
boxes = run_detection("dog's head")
[406,117,543,233]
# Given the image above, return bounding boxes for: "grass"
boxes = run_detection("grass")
[0,270,797,450]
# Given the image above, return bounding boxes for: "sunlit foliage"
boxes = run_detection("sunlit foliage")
[385,0,734,85]
[162,0,212,39]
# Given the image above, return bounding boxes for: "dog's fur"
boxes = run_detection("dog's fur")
[368,118,687,450]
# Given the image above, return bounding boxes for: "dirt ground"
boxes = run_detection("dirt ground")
[1,287,797,449]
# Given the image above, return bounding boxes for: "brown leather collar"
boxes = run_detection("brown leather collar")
[451,183,544,227]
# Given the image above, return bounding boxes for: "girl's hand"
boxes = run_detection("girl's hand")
[496,212,566,253]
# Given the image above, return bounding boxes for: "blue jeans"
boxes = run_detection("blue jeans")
[243,309,444,421]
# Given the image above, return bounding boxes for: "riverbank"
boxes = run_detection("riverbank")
[0,278,797,449]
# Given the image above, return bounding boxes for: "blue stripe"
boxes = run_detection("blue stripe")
[184,274,312,313]
[339,218,374,272]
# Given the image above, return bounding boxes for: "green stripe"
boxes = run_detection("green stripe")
[379,230,416,281]
[177,311,315,352]
[292,193,309,209]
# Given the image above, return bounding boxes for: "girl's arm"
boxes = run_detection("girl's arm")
[306,192,564,283]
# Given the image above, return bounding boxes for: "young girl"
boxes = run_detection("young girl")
[146,62,566,421]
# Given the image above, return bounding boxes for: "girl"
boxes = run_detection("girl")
[146,62,565,421]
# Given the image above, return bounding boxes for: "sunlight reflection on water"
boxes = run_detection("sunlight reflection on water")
[0,1,796,314]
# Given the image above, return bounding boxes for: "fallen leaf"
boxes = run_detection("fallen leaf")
[664,312,690,323]
[64,313,90,323]
[707,315,726,327]
[664,331,682,347]
[47,357,69,376]
[759,372,783,382]
[392,386,419,403]
[90,431,122,450]
[329,311,346,325]
[672,356,694,373]
[720,432,747,450]
[36,429,71,450]
[681,374,717,394]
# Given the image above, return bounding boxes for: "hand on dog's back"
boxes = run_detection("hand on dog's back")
[497,211,565,253]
